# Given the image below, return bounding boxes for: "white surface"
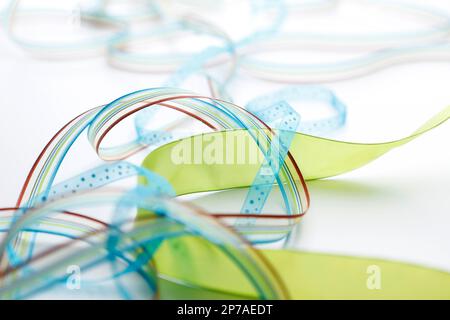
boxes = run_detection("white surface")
[0,0,449,276]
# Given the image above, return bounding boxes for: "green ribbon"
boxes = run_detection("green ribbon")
[140,105,450,299]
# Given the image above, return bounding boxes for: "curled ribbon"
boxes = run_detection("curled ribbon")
[0,87,448,299]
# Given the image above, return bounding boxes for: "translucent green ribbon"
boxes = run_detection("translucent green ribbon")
[140,105,450,299]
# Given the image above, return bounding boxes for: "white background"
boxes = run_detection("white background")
[0,0,449,276]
